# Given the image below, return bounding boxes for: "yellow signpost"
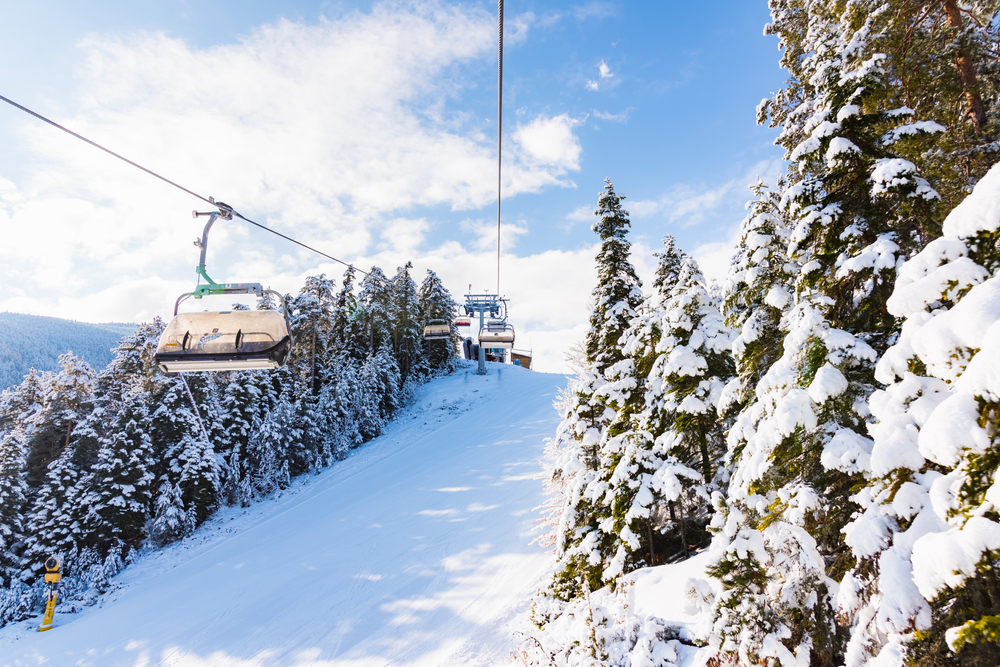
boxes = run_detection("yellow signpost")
[38,556,61,632]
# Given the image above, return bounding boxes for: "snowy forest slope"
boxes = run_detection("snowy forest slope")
[0,362,565,666]
[0,313,133,390]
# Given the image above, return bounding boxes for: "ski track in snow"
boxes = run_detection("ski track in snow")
[1,363,568,667]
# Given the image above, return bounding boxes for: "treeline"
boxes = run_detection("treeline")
[0,263,460,626]
[0,313,134,391]
[532,2,1000,666]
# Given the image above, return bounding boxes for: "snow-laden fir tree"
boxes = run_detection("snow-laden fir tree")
[87,395,155,548]
[293,274,336,395]
[20,443,89,577]
[148,480,191,546]
[23,352,95,489]
[544,179,644,599]
[360,267,393,354]
[418,269,459,372]
[390,261,426,386]
[587,240,735,585]
[839,161,1000,667]
[585,179,644,376]
[707,2,944,663]
[331,266,369,362]
[0,431,27,586]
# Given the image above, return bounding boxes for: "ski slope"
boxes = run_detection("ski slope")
[2,363,567,667]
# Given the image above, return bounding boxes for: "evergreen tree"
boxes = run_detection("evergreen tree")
[0,431,27,586]
[390,261,425,385]
[87,396,155,548]
[585,179,644,376]
[24,353,96,489]
[545,179,645,598]
[331,266,369,362]
[21,444,89,577]
[292,274,336,395]
[418,269,459,372]
[841,162,1000,666]
[359,267,393,358]
[148,480,191,546]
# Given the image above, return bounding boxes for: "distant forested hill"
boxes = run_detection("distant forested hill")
[0,312,134,390]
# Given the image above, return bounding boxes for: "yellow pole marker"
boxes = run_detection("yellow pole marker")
[38,556,61,632]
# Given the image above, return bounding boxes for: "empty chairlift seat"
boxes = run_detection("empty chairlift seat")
[423,319,451,341]
[478,319,515,349]
[155,310,292,373]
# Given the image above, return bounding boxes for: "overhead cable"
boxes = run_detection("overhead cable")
[0,93,371,278]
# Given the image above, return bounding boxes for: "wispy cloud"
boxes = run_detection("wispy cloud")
[460,218,529,251]
[592,108,633,123]
[599,60,614,78]
[628,160,783,227]
[566,205,594,222]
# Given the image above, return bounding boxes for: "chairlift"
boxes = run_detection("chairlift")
[154,205,293,374]
[423,319,451,341]
[478,318,515,349]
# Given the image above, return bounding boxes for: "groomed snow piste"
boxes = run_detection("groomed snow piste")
[0,363,567,667]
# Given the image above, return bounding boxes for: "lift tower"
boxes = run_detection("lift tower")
[464,294,502,375]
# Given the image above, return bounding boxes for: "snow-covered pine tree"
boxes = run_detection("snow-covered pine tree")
[20,443,89,577]
[546,179,644,598]
[840,162,1000,666]
[23,352,96,489]
[87,395,155,549]
[293,274,336,395]
[176,429,221,524]
[217,372,263,503]
[331,266,369,362]
[634,255,734,560]
[0,431,28,586]
[585,179,644,376]
[242,407,290,501]
[704,181,799,665]
[360,267,393,356]
[721,180,796,409]
[418,269,459,372]
[582,238,735,586]
[390,261,426,386]
[708,2,944,664]
[874,1,1000,210]
[148,480,191,546]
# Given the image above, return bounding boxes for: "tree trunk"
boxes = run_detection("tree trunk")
[942,0,986,128]
[646,519,656,565]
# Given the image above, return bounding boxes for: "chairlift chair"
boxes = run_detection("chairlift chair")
[423,319,451,341]
[478,319,515,349]
[154,206,293,374]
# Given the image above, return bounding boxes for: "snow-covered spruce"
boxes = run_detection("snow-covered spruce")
[840,160,1000,666]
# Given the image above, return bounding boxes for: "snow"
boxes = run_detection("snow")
[941,160,1000,238]
[0,363,567,666]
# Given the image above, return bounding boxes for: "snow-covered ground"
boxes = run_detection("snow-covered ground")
[1,362,567,667]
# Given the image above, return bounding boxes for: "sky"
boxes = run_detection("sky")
[0,0,788,373]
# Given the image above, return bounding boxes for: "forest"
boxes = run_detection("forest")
[0,262,460,627]
[526,1,1000,666]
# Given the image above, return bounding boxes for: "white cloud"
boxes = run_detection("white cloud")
[0,2,587,333]
[566,205,594,222]
[691,237,739,285]
[628,159,783,226]
[586,81,599,91]
[592,108,632,123]
[599,60,613,78]
[513,114,583,170]
[460,218,529,251]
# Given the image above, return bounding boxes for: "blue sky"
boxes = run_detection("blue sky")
[0,1,787,372]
